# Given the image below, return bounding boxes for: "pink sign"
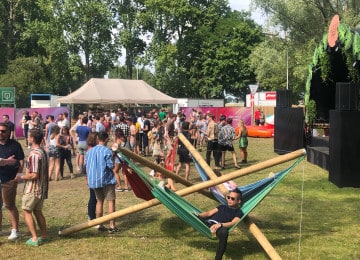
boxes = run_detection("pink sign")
[0,107,69,138]
[180,106,252,128]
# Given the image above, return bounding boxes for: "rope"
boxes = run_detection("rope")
[297,161,305,259]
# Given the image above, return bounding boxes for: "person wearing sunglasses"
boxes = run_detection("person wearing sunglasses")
[0,123,25,241]
[197,189,244,260]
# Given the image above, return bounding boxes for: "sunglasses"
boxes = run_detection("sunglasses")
[0,130,7,133]
[226,196,237,201]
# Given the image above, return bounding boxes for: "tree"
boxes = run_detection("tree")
[112,0,146,79]
[58,0,120,81]
[250,0,360,97]
[0,57,51,108]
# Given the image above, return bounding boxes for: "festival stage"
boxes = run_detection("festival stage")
[306,136,329,171]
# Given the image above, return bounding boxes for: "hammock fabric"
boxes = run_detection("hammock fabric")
[116,154,154,201]
[119,151,304,239]
[115,139,179,201]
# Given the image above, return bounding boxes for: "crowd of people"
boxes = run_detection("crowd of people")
[0,107,249,258]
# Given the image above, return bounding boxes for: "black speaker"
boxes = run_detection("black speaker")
[274,107,304,154]
[276,90,292,108]
[329,110,360,187]
[335,82,358,110]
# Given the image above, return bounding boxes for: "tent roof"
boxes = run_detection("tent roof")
[58,78,177,104]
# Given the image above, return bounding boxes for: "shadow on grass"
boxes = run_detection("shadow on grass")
[53,209,162,240]
[159,214,304,259]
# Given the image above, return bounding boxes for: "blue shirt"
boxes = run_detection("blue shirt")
[85,145,116,188]
[76,125,92,142]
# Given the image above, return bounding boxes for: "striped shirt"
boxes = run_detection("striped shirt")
[23,148,49,199]
[85,145,116,189]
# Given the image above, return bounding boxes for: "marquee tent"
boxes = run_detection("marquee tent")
[58,78,177,105]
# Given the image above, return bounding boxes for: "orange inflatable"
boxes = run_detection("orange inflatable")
[236,125,274,138]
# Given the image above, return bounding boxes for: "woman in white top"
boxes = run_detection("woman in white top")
[48,125,62,181]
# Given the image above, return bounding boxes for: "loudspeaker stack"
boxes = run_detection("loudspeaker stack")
[329,82,360,187]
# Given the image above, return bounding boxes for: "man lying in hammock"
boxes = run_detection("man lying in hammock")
[197,189,243,260]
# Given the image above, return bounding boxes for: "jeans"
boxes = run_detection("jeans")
[60,149,73,177]
[88,188,97,220]
[206,140,221,167]
[215,227,229,260]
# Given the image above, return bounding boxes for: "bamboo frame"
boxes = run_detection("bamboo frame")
[59,148,305,240]
[178,133,282,260]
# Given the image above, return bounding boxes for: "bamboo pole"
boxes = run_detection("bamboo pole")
[119,148,214,200]
[59,148,305,236]
[177,133,228,194]
[243,217,282,260]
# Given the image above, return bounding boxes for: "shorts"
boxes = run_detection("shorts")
[219,144,235,152]
[48,145,61,158]
[94,184,116,201]
[22,193,44,211]
[178,149,192,163]
[1,179,18,207]
[78,142,88,155]
[135,133,140,141]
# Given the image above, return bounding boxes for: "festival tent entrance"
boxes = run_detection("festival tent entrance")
[57,78,177,105]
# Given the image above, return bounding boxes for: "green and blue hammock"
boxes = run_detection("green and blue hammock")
[118,152,304,239]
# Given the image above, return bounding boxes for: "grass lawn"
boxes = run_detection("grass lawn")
[1,138,359,259]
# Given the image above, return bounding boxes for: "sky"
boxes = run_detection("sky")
[228,0,265,25]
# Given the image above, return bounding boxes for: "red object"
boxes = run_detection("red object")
[328,15,340,48]
[246,125,274,138]
[165,139,178,172]
[265,92,276,100]
[121,161,154,201]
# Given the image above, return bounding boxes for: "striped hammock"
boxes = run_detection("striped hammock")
[118,152,304,239]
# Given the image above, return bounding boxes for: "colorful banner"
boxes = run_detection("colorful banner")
[180,107,252,128]
[0,107,69,138]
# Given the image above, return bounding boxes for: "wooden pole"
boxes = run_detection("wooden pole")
[59,148,305,236]
[243,217,282,260]
[118,148,214,200]
[177,133,228,194]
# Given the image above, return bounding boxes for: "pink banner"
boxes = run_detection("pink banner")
[180,107,252,128]
[0,107,69,138]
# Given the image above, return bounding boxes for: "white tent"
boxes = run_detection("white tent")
[58,78,177,105]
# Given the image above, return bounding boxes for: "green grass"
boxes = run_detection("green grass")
[1,138,359,259]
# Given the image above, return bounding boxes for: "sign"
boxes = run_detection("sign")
[249,84,259,95]
[0,87,15,105]
[265,92,276,100]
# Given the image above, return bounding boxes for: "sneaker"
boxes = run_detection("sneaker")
[108,227,120,234]
[70,173,75,179]
[8,229,20,241]
[115,187,124,192]
[26,238,39,246]
[98,226,107,232]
